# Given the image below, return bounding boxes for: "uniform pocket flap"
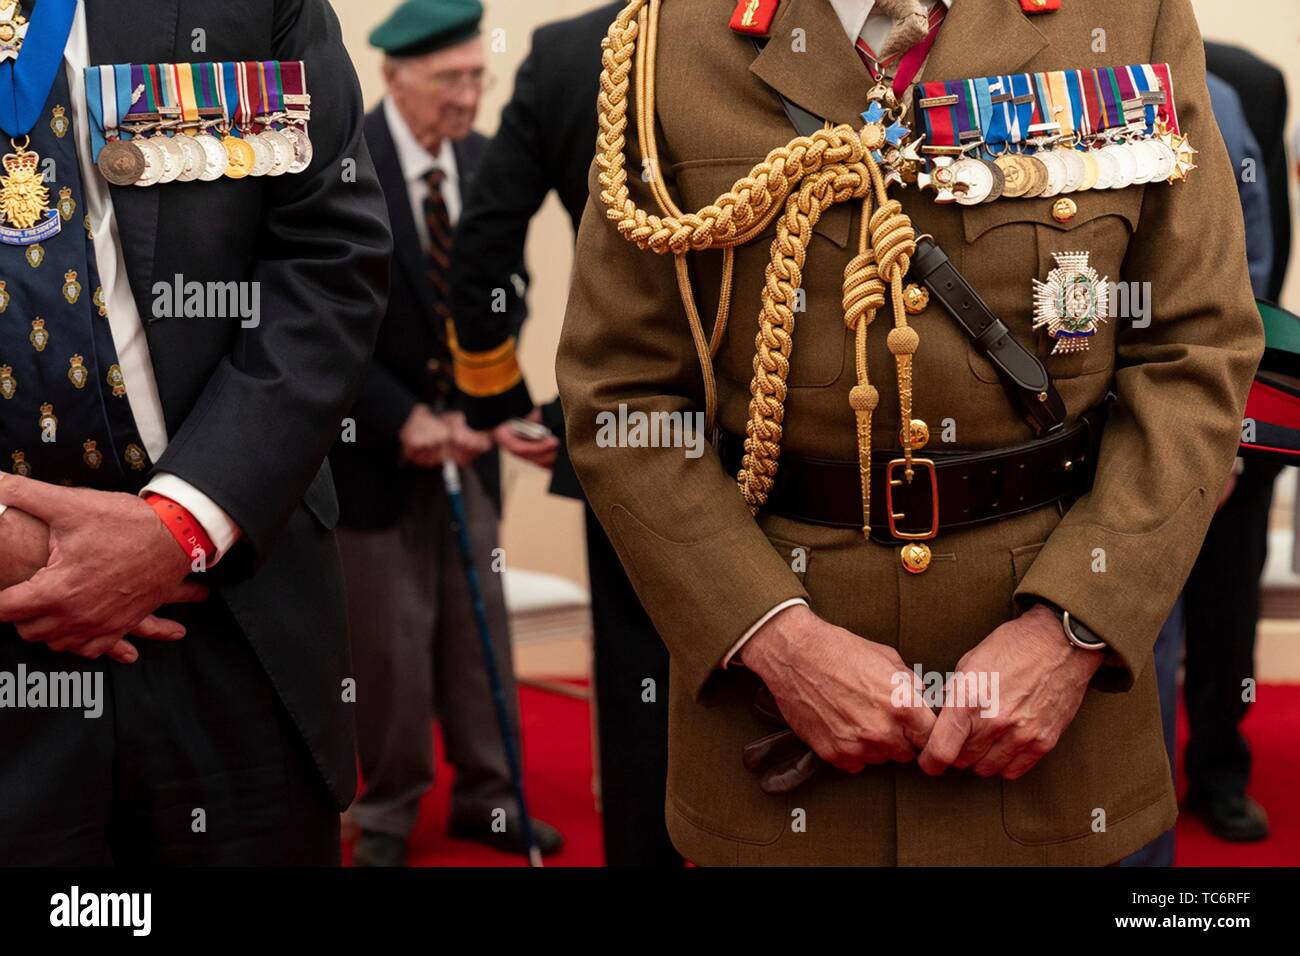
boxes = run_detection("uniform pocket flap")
[962,188,1143,243]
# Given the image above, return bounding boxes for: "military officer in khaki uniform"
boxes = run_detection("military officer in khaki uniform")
[557,0,1263,865]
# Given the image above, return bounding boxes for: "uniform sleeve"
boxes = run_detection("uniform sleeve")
[557,154,810,701]
[1014,0,1264,690]
[448,41,551,431]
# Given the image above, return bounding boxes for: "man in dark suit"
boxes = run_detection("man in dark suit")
[1176,42,1292,844]
[1206,43,1291,304]
[329,0,562,866]
[0,0,391,864]
[448,1,683,867]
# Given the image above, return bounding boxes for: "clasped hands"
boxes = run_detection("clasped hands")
[738,602,1104,793]
[399,405,558,470]
[0,474,205,665]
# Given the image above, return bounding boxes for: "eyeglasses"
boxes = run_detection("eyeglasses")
[423,69,496,94]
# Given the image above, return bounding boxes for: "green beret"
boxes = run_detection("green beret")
[369,0,484,57]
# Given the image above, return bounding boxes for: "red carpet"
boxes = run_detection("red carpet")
[345,683,1300,866]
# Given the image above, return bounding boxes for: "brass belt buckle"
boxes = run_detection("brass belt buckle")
[886,458,939,540]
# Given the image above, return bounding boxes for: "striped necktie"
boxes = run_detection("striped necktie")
[422,166,454,323]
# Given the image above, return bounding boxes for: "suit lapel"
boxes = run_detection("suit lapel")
[370,110,442,324]
[85,0,181,319]
[749,0,1049,129]
[750,0,869,127]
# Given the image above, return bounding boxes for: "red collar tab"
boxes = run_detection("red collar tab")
[730,0,780,36]
[1020,0,1061,12]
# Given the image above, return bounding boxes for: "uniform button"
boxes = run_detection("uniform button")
[427,359,441,373]
[1052,197,1077,223]
[902,283,929,315]
[900,542,932,574]
[900,418,929,449]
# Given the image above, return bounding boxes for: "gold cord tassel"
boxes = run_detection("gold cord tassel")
[843,198,884,536]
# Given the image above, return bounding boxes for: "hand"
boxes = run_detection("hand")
[918,604,1103,780]
[0,506,50,589]
[441,411,494,468]
[399,403,452,468]
[0,476,208,662]
[739,604,936,772]
[492,408,559,470]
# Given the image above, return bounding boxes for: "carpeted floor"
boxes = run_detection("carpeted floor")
[343,683,1300,867]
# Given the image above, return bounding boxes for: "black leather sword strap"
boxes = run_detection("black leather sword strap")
[909,236,1067,437]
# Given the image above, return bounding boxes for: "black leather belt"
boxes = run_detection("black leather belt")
[718,404,1107,542]
[908,237,1067,437]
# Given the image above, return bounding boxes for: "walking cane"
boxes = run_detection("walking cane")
[441,460,543,868]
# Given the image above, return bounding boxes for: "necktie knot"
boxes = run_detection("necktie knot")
[424,166,446,191]
[874,0,931,62]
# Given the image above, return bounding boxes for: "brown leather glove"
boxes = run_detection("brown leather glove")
[742,684,824,794]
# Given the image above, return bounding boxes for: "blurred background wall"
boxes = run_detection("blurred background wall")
[330,0,1300,595]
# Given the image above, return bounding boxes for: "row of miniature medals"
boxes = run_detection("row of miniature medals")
[914,117,1197,206]
[862,89,1198,207]
[96,114,313,186]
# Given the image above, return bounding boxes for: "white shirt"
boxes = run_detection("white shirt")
[383,95,461,247]
[828,0,952,56]
[0,2,240,560]
[725,0,953,668]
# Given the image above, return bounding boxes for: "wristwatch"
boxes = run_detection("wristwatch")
[1061,610,1107,651]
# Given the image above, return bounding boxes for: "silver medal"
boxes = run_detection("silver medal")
[173,134,206,182]
[282,126,312,174]
[248,133,274,176]
[1037,150,1067,198]
[1090,148,1118,190]
[1059,148,1087,194]
[1147,139,1177,182]
[151,134,184,184]
[258,129,293,176]
[1130,140,1159,184]
[195,133,228,181]
[133,139,164,186]
[1102,144,1137,189]
[952,157,994,206]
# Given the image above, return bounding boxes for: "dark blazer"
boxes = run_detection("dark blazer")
[1205,42,1292,301]
[88,0,392,808]
[449,2,622,499]
[330,108,526,528]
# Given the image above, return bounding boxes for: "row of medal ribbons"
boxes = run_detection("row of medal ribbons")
[912,63,1196,205]
[84,60,313,186]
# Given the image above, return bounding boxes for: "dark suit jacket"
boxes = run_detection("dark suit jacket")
[1206,41,1292,301]
[88,0,392,809]
[330,109,526,528]
[449,2,622,499]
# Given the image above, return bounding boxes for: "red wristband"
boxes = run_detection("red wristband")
[145,493,216,566]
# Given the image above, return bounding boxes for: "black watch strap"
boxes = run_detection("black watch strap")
[909,237,1067,438]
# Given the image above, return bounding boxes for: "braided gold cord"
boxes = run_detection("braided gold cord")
[597,0,921,523]
[843,198,884,536]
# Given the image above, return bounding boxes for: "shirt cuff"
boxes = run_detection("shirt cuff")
[142,473,242,564]
[721,598,809,669]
